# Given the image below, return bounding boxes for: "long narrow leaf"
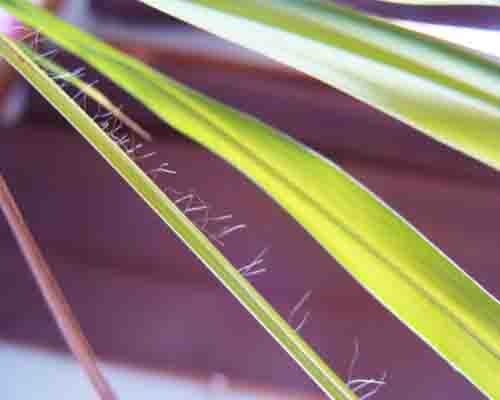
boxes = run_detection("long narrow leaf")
[136,0,500,171]
[1,2,499,397]
[0,33,357,400]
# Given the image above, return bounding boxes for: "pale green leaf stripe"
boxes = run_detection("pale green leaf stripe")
[0,34,357,400]
[137,0,500,171]
[2,1,499,397]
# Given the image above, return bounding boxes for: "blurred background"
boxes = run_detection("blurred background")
[1,1,500,399]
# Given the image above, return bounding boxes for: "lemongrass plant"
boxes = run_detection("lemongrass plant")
[0,0,499,399]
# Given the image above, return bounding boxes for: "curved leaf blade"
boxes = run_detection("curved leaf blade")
[2,1,499,397]
[0,33,358,400]
[137,0,500,171]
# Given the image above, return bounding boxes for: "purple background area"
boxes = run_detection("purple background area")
[1,1,500,399]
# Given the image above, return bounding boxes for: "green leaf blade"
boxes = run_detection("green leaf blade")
[136,0,500,171]
[0,32,358,400]
[2,1,500,397]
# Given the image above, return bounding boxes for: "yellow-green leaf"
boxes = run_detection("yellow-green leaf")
[0,32,358,400]
[137,0,500,171]
[1,1,499,397]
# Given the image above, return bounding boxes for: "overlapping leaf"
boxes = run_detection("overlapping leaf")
[1,1,499,397]
[0,33,357,400]
[138,0,500,171]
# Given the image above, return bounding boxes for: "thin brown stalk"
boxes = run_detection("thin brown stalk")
[0,174,118,400]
